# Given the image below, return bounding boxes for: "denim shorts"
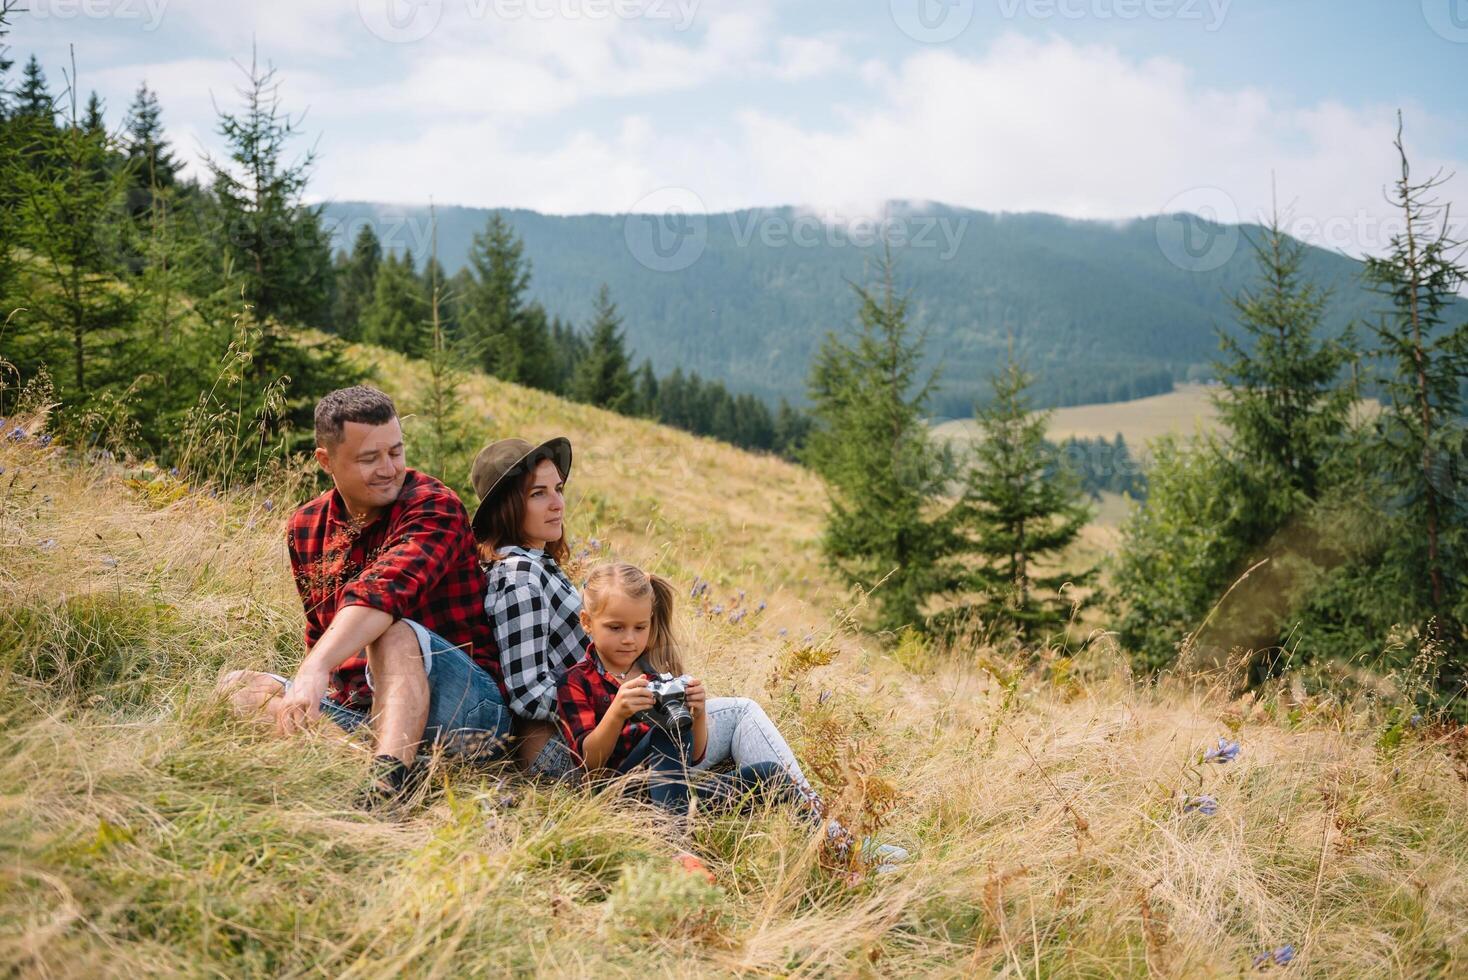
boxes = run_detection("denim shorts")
[272,619,510,759]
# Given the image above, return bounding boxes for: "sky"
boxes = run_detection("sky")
[8,0,1468,258]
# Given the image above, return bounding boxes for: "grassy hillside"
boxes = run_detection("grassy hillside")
[3,357,1467,977]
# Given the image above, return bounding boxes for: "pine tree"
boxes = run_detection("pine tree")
[201,48,352,451]
[570,284,636,412]
[773,398,811,459]
[959,352,1093,640]
[121,83,181,222]
[549,313,586,393]
[12,63,134,396]
[331,223,381,340]
[462,211,532,380]
[517,301,558,391]
[205,48,334,328]
[1361,116,1468,648]
[360,251,429,358]
[634,359,659,417]
[15,55,54,127]
[416,204,477,491]
[0,5,13,120]
[804,250,961,632]
[1215,205,1355,504]
[0,4,18,307]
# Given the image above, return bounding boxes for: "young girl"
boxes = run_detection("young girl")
[557,563,908,878]
[556,563,791,815]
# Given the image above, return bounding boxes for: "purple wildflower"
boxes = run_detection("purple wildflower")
[1183,795,1218,816]
[756,600,766,612]
[1253,944,1295,969]
[263,499,274,513]
[712,605,724,615]
[778,628,789,637]
[38,538,57,551]
[36,433,52,447]
[1203,738,1241,764]
[818,690,832,704]
[9,427,26,441]
[169,467,179,477]
[589,537,600,550]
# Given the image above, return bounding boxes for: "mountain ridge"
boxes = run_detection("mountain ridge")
[320,200,1448,416]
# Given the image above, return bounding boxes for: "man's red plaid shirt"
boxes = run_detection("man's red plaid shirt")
[287,469,499,709]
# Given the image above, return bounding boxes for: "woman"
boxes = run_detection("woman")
[469,436,909,866]
[472,436,585,775]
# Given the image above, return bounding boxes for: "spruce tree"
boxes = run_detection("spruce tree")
[360,251,429,358]
[1361,117,1468,652]
[959,352,1093,640]
[205,48,334,328]
[416,204,477,490]
[570,284,636,413]
[550,313,585,393]
[463,211,538,382]
[15,55,53,127]
[202,48,351,451]
[1216,206,1355,504]
[121,83,181,224]
[332,223,381,340]
[634,359,659,417]
[804,250,960,632]
[13,67,134,396]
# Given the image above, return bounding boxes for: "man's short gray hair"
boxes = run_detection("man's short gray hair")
[314,386,397,449]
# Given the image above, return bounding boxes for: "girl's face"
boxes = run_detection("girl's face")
[580,591,653,670]
[520,458,565,550]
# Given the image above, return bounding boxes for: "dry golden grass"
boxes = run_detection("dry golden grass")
[3,378,1467,978]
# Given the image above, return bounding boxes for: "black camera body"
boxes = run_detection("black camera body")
[637,672,695,734]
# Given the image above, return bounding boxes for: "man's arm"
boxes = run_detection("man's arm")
[277,605,393,734]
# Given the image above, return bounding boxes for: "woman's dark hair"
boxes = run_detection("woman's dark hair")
[478,463,570,564]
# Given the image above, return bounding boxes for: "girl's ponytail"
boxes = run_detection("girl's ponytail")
[643,573,683,675]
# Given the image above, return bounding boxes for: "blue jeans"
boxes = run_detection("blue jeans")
[275,620,511,760]
[617,726,798,814]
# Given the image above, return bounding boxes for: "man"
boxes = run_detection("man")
[219,385,506,805]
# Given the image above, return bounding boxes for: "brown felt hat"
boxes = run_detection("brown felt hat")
[469,436,573,541]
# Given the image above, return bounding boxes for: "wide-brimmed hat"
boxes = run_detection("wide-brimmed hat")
[469,436,573,541]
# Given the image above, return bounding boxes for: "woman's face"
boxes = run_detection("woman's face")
[520,458,565,550]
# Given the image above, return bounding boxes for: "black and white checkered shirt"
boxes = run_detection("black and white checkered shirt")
[483,546,589,721]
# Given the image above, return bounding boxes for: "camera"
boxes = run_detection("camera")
[637,672,695,734]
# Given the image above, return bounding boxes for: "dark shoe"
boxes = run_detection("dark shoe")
[356,755,426,812]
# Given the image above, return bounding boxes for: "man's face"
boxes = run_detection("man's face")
[315,417,407,516]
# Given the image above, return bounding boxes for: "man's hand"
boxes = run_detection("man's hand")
[685,677,707,719]
[610,675,655,722]
[277,665,332,736]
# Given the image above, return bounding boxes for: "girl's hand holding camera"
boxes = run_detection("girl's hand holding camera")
[685,677,706,719]
[611,675,655,721]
